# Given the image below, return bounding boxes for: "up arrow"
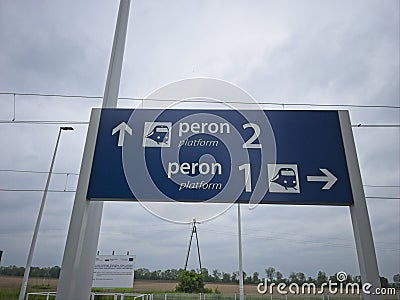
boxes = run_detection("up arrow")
[112,122,132,147]
[307,168,338,190]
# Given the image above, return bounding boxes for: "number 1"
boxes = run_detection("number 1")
[239,163,252,192]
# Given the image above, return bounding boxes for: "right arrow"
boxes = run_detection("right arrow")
[307,168,338,190]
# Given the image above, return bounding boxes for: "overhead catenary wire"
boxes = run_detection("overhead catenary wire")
[1,92,399,126]
[0,94,398,215]
[0,188,76,192]
[0,120,89,125]
[0,169,79,176]
[0,91,399,108]
[1,220,397,252]
[201,228,399,252]
[96,223,399,252]
[364,184,400,188]
[0,169,399,188]
[0,187,398,200]
[1,119,399,127]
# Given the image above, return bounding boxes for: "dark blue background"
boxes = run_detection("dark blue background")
[87,109,353,205]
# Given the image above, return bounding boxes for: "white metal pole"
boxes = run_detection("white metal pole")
[19,127,73,300]
[238,204,244,300]
[103,0,130,108]
[56,1,131,299]
[338,111,381,300]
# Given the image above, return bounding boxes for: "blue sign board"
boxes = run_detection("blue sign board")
[87,109,353,205]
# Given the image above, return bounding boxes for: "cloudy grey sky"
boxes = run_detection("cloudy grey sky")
[0,0,399,282]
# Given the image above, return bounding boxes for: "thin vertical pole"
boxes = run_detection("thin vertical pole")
[194,222,202,271]
[19,128,63,300]
[184,224,195,270]
[238,204,244,300]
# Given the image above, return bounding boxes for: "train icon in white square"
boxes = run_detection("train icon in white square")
[268,164,300,193]
[142,122,172,147]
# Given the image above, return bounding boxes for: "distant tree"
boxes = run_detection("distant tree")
[275,271,283,283]
[329,272,355,285]
[245,275,253,284]
[201,268,213,282]
[49,266,61,278]
[380,276,389,288]
[307,276,316,284]
[212,269,221,282]
[231,271,239,283]
[252,272,260,283]
[346,274,354,284]
[242,271,247,283]
[30,267,46,278]
[296,272,306,284]
[161,269,173,280]
[174,269,184,280]
[222,272,231,283]
[329,274,338,284]
[150,270,162,280]
[316,271,327,287]
[0,265,63,278]
[135,268,151,280]
[393,274,400,287]
[265,267,276,282]
[289,272,298,284]
[175,270,206,293]
[353,275,361,285]
[0,265,24,276]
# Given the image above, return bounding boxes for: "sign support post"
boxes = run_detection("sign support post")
[339,111,381,300]
[56,1,131,299]
[238,204,244,300]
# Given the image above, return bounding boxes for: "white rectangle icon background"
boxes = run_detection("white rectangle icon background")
[142,122,172,147]
[268,164,300,193]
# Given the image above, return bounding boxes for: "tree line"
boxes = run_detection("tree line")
[0,265,61,278]
[134,267,399,288]
[1,265,398,288]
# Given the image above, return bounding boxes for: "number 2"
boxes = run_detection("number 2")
[242,123,262,149]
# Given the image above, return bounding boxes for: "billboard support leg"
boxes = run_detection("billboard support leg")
[56,111,103,300]
[56,1,131,299]
[238,204,244,300]
[339,111,381,300]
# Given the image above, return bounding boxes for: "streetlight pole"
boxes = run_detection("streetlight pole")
[19,126,73,300]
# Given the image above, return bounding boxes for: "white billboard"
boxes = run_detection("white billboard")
[92,255,135,288]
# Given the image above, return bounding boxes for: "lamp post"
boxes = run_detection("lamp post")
[19,126,74,300]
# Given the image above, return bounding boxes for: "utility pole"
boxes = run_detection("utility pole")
[184,219,202,272]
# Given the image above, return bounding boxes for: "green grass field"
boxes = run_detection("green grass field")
[0,277,398,300]
[1,291,399,300]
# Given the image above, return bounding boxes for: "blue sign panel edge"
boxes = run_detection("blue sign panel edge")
[87,109,354,206]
